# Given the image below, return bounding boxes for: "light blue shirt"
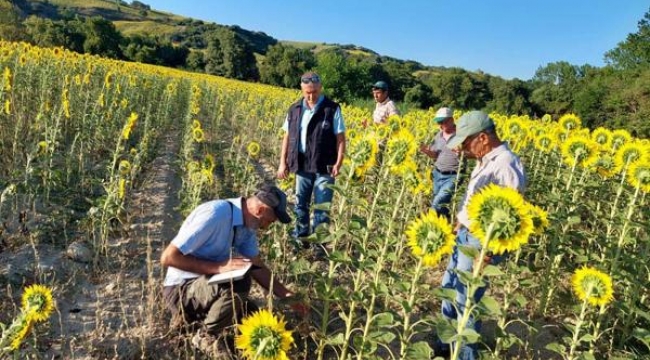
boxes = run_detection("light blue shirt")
[282,95,346,153]
[163,197,258,286]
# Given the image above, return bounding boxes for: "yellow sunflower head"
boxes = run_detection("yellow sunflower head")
[349,133,378,178]
[525,203,549,235]
[558,113,582,131]
[591,127,612,147]
[593,153,617,179]
[386,128,417,174]
[192,128,204,143]
[626,160,650,193]
[405,210,455,267]
[203,154,215,172]
[571,266,614,307]
[534,134,555,153]
[467,184,533,255]
[118,160,131,176]
[192,119,202,130]
[21,284,55,322]
[560,136,600,168]
[247,141,261,158]
[614,141,646,173]
[37,140,49,155]
[236,309,294,360]
[610,129,631,152]
[541,114,552,123]
[9,317,33,350]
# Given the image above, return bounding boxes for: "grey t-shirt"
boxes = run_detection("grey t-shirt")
[431,131,460,172]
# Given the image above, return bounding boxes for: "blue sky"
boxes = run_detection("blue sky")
[144,0,648,80]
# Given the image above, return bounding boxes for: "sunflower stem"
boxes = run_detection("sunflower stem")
[399,258,424,359]
[568,286,592,360]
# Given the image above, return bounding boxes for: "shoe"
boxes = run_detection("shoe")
[191,329,233,359]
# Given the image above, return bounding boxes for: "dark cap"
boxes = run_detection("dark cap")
[255,184,291,224]
[372,81,389,91]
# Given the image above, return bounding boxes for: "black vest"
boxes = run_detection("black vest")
[287,97,339,174]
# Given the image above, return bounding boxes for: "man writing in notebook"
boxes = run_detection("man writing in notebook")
[161,184,305,357]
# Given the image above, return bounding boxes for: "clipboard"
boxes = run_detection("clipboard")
[207,263,253,284]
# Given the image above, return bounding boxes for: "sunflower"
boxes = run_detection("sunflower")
[558,113,582,131]
[525,203,549,235]
[610,129,631,152]
[118,178,127,199]
[591,127,612,147]
[541,114,552,123]
[626,160,650,193]
[374,124,390,140]
[192,119,202,130]
[247,141,261,157]
[118,160,131,176]
[192,128,204,143]
[121,112,138,140]
[9,317,33,350]
[203,154,215,172]
[467,184,533,255]
[405,210,455,267]
[534,134,555,153]
[37,141,48,155]
[236,309,294,360]
[560,136,600,168]
[593,153,617,178]
[614,141,646,173]
[21,284,55,322]
[386,128,417,174]
[571,267,614,307]
[348,133,378,177]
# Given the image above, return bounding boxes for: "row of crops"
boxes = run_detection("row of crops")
[0,40,648,359]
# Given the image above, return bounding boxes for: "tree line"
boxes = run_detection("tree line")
[1,0,648,137]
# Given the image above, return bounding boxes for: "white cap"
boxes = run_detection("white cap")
[434,107,454,123]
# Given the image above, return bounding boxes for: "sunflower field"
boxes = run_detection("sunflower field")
[0,40,648,359]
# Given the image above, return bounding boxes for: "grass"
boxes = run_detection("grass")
[114,21,181,37]
[42,0,186,22]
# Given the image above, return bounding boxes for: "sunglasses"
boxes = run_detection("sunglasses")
[301,75,321,84]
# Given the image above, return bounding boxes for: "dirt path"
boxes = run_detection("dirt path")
[44,132,184,359]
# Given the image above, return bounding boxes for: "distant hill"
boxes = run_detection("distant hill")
[15,0,435,66]
[14,0,278,54]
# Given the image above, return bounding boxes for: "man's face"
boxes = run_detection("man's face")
[460,132,489,159]
[250,205,277,230]
[439,118,455,132]
[302,83,322,106]
[372,89,388,103]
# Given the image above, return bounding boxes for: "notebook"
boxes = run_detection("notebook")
[207,262,252,284]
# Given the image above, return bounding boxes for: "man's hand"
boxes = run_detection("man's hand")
[453,222,462,235]
[331,163,342,177]
[277,163,288,179]
[419,144,437,158]
[219,258,251,273]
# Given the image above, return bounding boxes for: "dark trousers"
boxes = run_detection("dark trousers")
[163,275,258,335]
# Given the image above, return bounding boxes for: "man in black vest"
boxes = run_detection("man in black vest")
[277,72,346,249]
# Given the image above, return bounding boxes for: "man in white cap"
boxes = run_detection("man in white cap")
[420,107,462,219]
[435,110,526,360]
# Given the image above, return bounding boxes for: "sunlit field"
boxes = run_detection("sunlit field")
[0,41,648,359]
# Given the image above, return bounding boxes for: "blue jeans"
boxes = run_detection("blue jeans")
[439,227,504,360]
[432,169,457,219]
[294,170,335,239]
